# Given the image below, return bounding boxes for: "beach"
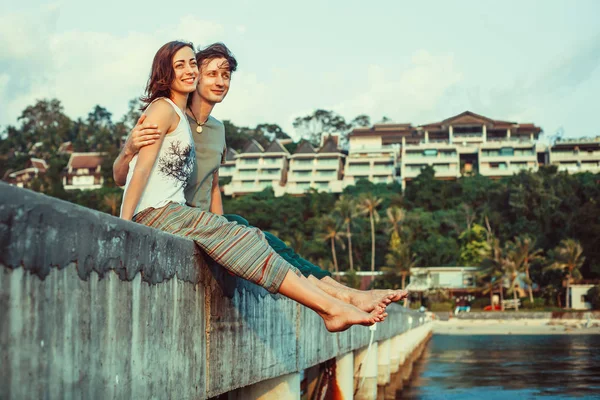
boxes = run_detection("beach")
[434,317,600,335]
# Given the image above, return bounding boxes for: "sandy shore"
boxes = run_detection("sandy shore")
[433,318,600,335]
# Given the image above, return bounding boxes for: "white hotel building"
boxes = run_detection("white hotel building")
[223,139,289,197]
[548,137,600,174]
[286,135,345,195]
[220,111,597,197]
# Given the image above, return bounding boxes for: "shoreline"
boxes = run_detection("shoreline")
[433,318,600,335]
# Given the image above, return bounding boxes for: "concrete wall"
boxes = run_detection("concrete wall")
[0,183,429,399]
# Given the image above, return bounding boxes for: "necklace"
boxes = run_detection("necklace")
[187,107,208,133]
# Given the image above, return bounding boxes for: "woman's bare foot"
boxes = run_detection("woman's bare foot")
[320,302,385,333]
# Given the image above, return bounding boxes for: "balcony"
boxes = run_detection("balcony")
[315,159,340,167]
[259,170,281,180]
[551,151,600,162]
[262,158,284,168]
[238,159,261,170]
[290,161,314,171]
[452,133,484,143]
[479,165,536,176]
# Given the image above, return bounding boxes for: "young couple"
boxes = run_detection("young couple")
[114,41,408,332]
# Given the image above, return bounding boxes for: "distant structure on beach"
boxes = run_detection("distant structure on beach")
[62,152,106,191]
[4,158,48,188]
[222,111,600,196]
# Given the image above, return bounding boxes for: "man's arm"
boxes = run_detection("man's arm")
[113,114,162,186]
[209,169,224,215]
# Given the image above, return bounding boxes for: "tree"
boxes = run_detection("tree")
[319,215,345,275]
[504,241,522,311]
[458,224,491,266]
[103,192,122,216]
[510,235,544,304]
[334,196,357,271]
[481,238,506,310]
[292,109,349,147]
[545,239,585,309]
[357,193,382,280]
[349,114,371,128]
[14,99,72,155]
[386,206,405,238]
[254,123,290,141]
[383,231,415,289]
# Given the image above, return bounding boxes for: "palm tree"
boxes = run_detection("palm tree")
[334,196,357,271]
[386,206,405,238]
[545,239,585,309]
[383,239,416,289]
[357,193,382,281]
[319,216,345,275]
[503,243,521,312]
[103,192,121,216]
[481,238,506,310]
[510,235,544,304]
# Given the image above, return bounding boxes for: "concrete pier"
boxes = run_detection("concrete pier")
[0,183,432,399]
[354,343,379,400]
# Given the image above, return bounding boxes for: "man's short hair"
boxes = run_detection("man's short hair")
[196,43,238,72]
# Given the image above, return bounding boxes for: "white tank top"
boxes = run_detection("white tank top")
[120,98,196,217]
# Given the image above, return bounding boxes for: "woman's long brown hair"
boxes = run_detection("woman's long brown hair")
[140,40,194,111]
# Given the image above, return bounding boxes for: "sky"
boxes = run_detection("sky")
[1,0,599,142]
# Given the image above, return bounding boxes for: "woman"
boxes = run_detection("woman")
[120,40,389,332]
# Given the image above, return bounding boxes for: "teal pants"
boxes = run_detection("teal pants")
[223,214,332,280]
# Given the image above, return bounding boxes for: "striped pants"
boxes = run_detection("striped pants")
[133,203,300,293]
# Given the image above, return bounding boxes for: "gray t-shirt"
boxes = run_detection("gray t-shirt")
[184,114,226,210]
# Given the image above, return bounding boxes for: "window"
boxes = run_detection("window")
[499,147,514,156]
[490,162,508,170]
[423,149,438,157]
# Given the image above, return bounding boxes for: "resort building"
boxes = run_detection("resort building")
[568,284,595,310]
[345,111,543,188]
[286,135,345,195]
[58,141,74,155]
[219,148,238,181]
[409,266,479,292]
[62,152,106,191]
[223,139,289,197]
[344,124,417,187]
[4,158,48,188]
[218,112,597,198]
[548,137,600,174]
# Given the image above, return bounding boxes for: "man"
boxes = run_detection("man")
[113,43,407,311]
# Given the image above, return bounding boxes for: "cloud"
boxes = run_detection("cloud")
[332,50,463,124]
[0,7,224,129]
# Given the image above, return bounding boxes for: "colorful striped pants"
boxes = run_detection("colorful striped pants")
[133,203,301,293]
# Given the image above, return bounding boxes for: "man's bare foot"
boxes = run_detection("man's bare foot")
[320,302,385,333]
[346,291,407,313]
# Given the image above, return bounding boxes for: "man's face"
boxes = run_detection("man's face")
[196,57,231,105]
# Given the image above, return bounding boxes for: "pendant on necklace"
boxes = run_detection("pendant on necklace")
[196,125,203,133]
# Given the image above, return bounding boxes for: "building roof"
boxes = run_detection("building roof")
[241,139,264,154]
[420,111,541,134]
[318,135,340,154]
[67,152,106,170]
[349,123,417,138]
[263,140,290,154]
[224,148,238,162]
[28,158,48,172]
[294,140,316,154]
[58,141,73,154]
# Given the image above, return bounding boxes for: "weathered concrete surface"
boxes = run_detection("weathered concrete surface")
[1,267,206,399]
[0,183,427,399]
